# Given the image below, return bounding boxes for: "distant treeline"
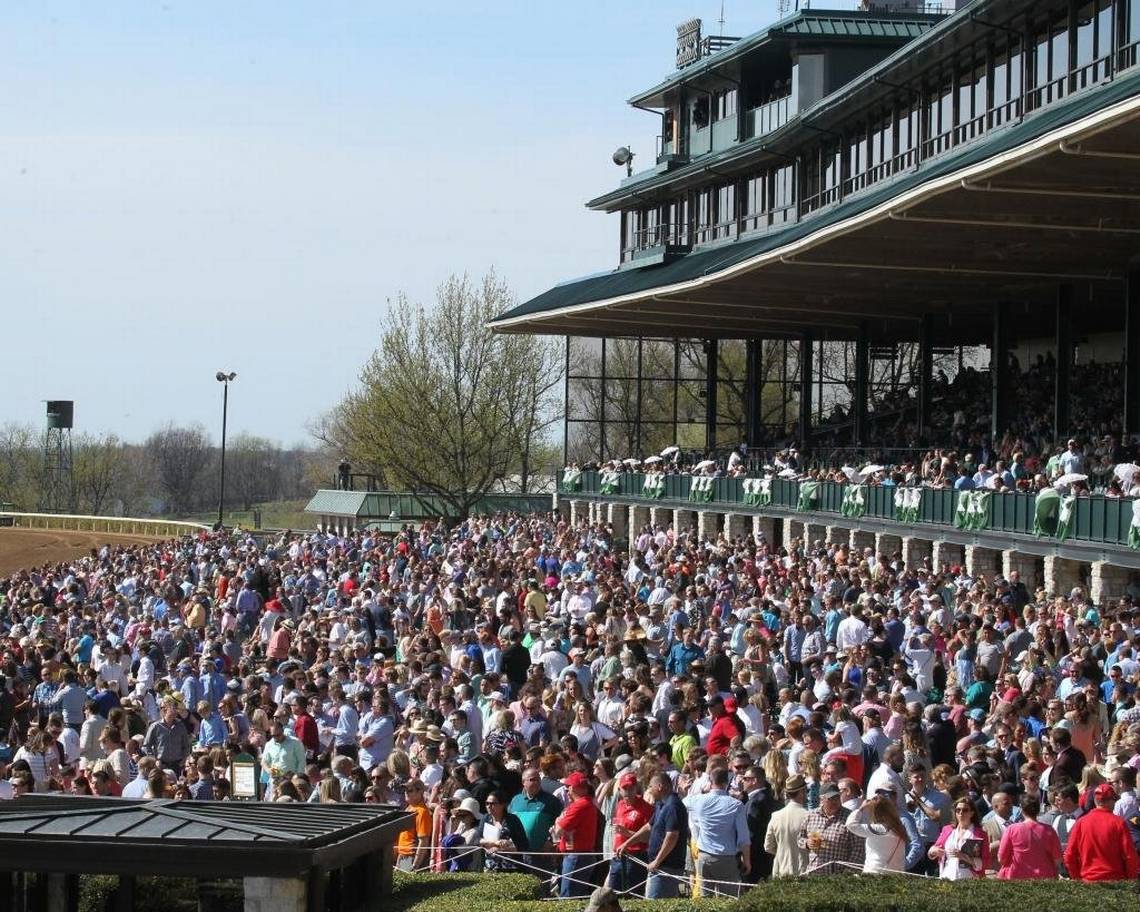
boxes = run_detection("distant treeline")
[0,422,332,517]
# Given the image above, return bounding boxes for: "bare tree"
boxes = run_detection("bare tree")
[73,433,130,515]
[0,423,41,509]
[227,433,282,510]
[145,424,212,515]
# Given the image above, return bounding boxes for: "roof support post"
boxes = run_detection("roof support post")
[745,338,763,447]
[991,302,1011,443]
[1126,271,1140,437]
[1055,284,1074,445]
[918,315,933,438]
[854,323,870,447]
[562,337,571,465]
[799,331,814,453]
[705,338,719,452]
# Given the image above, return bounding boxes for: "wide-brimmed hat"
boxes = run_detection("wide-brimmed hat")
[784,774,806,794]
[452,797,481,818]
[424,725,444,742]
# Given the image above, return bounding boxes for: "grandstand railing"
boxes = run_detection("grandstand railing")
[566,472,1137,549]
[0,512,211,537]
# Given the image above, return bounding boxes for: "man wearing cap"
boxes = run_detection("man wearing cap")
[1063,782,1140,881]
[686,766,751,896]
[798,783,860,876]
[609,771,653,894]
[552,770,599,899]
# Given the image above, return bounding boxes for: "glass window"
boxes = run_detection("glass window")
[716,182,737,239]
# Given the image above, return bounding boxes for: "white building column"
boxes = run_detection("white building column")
[753,515,776,546]
[901,537,933,571]
[696,511,720,540]
[1090,560,1130,606]
[1044,555,1084,597]
[876,532,903,559]
[965,545,1000,579]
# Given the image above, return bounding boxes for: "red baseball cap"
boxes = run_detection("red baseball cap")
[618,772,638,788]
[562,771,590,790]
[1094,782,1117,802]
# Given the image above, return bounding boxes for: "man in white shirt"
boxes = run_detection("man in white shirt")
[835,606,869,653]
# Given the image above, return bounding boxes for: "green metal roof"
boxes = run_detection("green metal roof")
[303,490,370,517]
[775,15,936,40]
[492,67,1140,328]
[628,8,944,107]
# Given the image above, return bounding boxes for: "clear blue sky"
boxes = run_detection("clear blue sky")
[2,1,790,445]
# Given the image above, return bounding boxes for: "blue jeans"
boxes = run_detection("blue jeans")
[607,852,646,895]
[645,868,683,899]
[559,854,593,899]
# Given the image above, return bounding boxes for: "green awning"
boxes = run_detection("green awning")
[303,490,370,517]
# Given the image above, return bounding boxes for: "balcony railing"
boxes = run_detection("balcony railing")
[565,470,1139,550]
[744,95,792,140]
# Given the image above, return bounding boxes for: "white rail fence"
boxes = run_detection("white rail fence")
[0,512,210,538]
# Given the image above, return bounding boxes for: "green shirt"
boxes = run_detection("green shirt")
[670,732,696,769]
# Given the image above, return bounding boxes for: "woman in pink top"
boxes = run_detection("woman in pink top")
[997,794,1062,880]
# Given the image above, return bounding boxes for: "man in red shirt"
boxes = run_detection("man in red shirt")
[707,696,740,756]
[1064,783,1140,881]
[610,771,654,894]
[552,771,599,899]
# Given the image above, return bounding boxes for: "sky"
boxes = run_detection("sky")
[2,0,797,446]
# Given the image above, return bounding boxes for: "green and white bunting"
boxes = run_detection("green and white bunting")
[559,467,582,493]
[841,484,867,518]
[893,486,922,523]
[1130,499,1140,550]
[743,477,771,507]
[797,481,820,512]
[643,474,666,499]
[599,470,622,495]
[1055,494,1077,543]
[688,475,714,503]
[953,489,991,531]
[1032,487,1060,537]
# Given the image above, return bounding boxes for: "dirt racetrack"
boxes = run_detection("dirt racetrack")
[0,528,162,576]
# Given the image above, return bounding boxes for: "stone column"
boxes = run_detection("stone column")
[876,532,903,560]
[607,502,628,541]
[630,504,650,536]
[569,500,585,526]
[696,511,720,540]
[782,517,801,546]
[556,498,570,521]
[1043,555,1084,597]
[849,529,875,554]
[901,537,933,571]
[932,540,965,572]
[673,508,697,534]
[724,513,749,541]
[1002,550,1040,592]
[649,506,670,528]
[965,545,1000,579]
[1091,561,1131,606]
[753,515,776,546]
[244,877,307,912]
[824,525,848,547]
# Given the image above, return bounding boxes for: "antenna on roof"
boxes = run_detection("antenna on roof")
[717,1,726,34]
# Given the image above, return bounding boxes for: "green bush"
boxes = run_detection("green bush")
[390,872,1139,912]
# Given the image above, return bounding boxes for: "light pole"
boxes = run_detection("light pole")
[215,371,236,529]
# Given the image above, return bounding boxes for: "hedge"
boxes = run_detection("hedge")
[390,872,1140,912]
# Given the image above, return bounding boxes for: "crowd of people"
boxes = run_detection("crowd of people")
[1,512,1139,899]
[575,431,1140,501]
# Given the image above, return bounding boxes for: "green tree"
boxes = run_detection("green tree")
[321,272,562,517]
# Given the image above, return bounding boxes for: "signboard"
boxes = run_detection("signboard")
[230,752,259,800]
[676,18,702,68]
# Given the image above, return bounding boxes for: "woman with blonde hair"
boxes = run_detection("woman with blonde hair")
[763,747,788,802]
[799,749,821,810]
